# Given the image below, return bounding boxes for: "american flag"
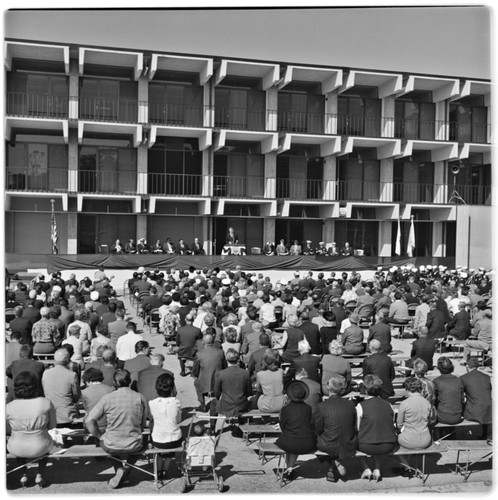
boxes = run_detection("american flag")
[51,212,58,254]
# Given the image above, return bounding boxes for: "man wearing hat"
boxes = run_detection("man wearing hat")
[303,240,315,256]
[315,241,327,256]
[341,313,365,355]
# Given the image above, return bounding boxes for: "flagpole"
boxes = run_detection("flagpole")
[50,198,58,255]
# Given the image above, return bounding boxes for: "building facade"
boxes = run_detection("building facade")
[4,41,493,267]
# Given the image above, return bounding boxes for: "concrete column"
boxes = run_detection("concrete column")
[68,58,79,120]
[379,158,393,202]
[67,212,78,254]
[265,152,277,199]
[137,145,148,195]
[137,75,148,124]
[323,220,335,244]
[433,160,446,203]
[381,95,395,138]
[325,92,338,134]
[68,128,79,192]
[432,222,444,257]
[263,218,276,246]
[136,214,147,242]
[378,221,392,257]
[199,217,211,255]
[323,155,337,200]
[435,100,448,140]
[266,87,278,131]
[202,149,212,196]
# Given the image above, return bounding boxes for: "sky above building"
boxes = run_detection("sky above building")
[3,5,492,80]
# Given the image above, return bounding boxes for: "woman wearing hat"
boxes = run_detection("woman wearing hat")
[275,380,316,481]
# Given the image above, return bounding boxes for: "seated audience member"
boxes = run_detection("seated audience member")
[412,358,436,404]
[295,368,321,409]
[313,374,357,482]
[255,350,287,413]
[320,340,352,395]
[276,239,289,256]
[247,333,271,380]
[433,356,464,425]
[287,339,320,383]
[385,292,410,325]
[137,353,175,404]
[340,313,365,355]
[319,310,338,354]
[62,324,88,368]
[407,325,436,370]
[426,301,446,340]
[446,301,471,341]
[32,307,62,355]
[6,331,24,367]
[221,327,242,356]
[85,370,148,489]
[116,322,143,364]
[108,309,129,350]
[6,371,57,488]
[191,237,205,255]
[361,340,395,399]
[67,309,93,343]
[124,340,151,387]
[81,368,113,433]
[176,313,202,377]
[90,324,111,360]
[367,310,392,354]
[460,356,492,443]
[9,306,33,345]
[275,380,316,481]
[357,374,398,482]
[148,373,183,478]
[6,344,45,402]
[41,348,81,427]
[460,309,492,365]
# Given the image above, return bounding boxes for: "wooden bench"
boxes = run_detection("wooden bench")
[239,424,281,445]
[443,439,493,481]
[7,442,183,489]
[239,410,279,421]
[433,419,482,440]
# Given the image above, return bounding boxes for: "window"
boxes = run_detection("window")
[449,103,488,143]
[338,92,381,137]
[278,92,324,133]
[395,98,435,140]
[393,159,434,203]
[215,88,265,130]
[338,158,380,201]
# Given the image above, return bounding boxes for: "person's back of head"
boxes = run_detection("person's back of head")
[9,331,23,343]
[102,348,117,365]
[203,333,214,346]
[54,348,70,366]
[259,332,270,347]
[369,339,381,353]
[298,339,311,355]
[108,302,117,313]
[14,306,23,317]
[83,367,104,385]
[113,369,131,389]
[19,344,33,359]
[418,326,428,337]
[225,348,240,365]
[135,340,150,354]
[126,321,137,333]
[150,353,165,366]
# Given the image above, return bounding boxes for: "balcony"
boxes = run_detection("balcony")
[214,107,266,131]
[449,121,490,144]
[337,114,382,138]
[149,102,206,127]
[6,92,69,119]
[277,110,325,134]
[148,173,203,196]
[79,170,136,194]
[6,167,68,192]
[277,178,324,200]
[79,97,138,123]
[213,176,265,198]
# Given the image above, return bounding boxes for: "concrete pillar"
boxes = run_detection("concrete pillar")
[325,92,338,135]
[137,145,148,195]
[198,217,211,255]
[136,214,147,242]
[323,155,337,200]
[435,100,448,140]
[263,218,276,246]
[202,149,211,196]
[323,220,335,244]
[433,160,446,203]
[265,152,277,199]
[266,87,278,131]
[432,222,444,257]
[68,58,79,120]
[381,95,395,138]
[68,128,79,192]
[379,158,393,202]
[67,212,78,254]
[137,75,148,124]
[378,221,392,257]
[205,81,214,127]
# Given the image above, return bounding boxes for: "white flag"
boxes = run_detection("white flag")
[395,219,401,256]
[407,217,416,257]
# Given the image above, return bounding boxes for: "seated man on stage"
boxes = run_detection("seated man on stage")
[151,239,164,253]
[303,240,315,255]
[315,241,327,255]
[263,241,275,256]
[226,227,239,245]
[125,238,137,254]
[177,239,191,255]
[276,239,289,256]
[192,237,205,255]
[136,238,149,254]
[163,238,176,254]
[111,239,124,254]
[289,240,302,255]
[327,242,339,256]
[340,241,354,256]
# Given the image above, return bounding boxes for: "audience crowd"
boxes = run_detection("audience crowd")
[5,262,493,488]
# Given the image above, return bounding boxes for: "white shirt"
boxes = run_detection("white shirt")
[148,397,182,444]
[116,331,143,361]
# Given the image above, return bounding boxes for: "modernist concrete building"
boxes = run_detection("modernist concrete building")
[4,40,492,267]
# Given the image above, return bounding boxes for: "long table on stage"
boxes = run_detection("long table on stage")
[39,254,457,274]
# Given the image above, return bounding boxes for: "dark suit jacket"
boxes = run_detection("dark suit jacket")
[426,309,446,339]
[137,365,175,404]
[192,346,226,394]
[299,321,322,355]
[247,346,269,378]
[447,310,471,340]
[408,337,436,370]
[107,319,128,349]
[22,306,41,325]
[362,353,395,398]
[367,321,392,354]
[288,353,321,382]
[213,365,251,416]
[460,369,492,424]
[176,325,202,359]
[6,358,45,401]
[124,354,151,387]
[9,317,33,345]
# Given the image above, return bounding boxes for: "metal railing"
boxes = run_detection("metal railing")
[6,92,69,119]
[148,102,206,127]
[337,114,383,138]
[214,106,267,131]
[336,180,381,202]
[449,121,490,144]
[6,167,68,191]
[78,170,136,193]
[79,97,138,123]
[212,175,265,198]
[276,178,324,200]
[277,111,325,134]
[148,173,203,196]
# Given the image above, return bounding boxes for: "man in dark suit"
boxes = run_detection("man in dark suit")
[287,339,321,383]
[446,301,471,340]
[107,309,128,350]
[124,341,151,389]
[426,301,447,339]
[460,356,492,442]
[22,299,42,325]
[406,326,436,370]
[367,310,392,354]
[9,306,33,345]
[247,333,271,380]
[137,353,175,404]
[362,339,395,399]
[176,313,202,376]
[6,344,45,401]
[299,311,322,355]
[225,227,239,245]
[192,333,226,412]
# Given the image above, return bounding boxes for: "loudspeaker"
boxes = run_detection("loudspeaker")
[451,164,460,175]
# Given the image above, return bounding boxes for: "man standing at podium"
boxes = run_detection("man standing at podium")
[226,227,239,245]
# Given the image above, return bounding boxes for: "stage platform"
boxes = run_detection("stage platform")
[5,253,456,274]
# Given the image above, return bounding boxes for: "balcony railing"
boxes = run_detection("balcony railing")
[277,111,325,134]
[6,92,69,119]
[214,106,267,131]
[276,178,324,200]
[337,114,383,138]
[449,121,490,144]
[6,167,68,191]
[148,173,203,196]
[212,176,265,198]
[148,102,206,127]
[450,183,492,205]
[79,170,136,194]
[79,97,138,123]
[336,180,381,202]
